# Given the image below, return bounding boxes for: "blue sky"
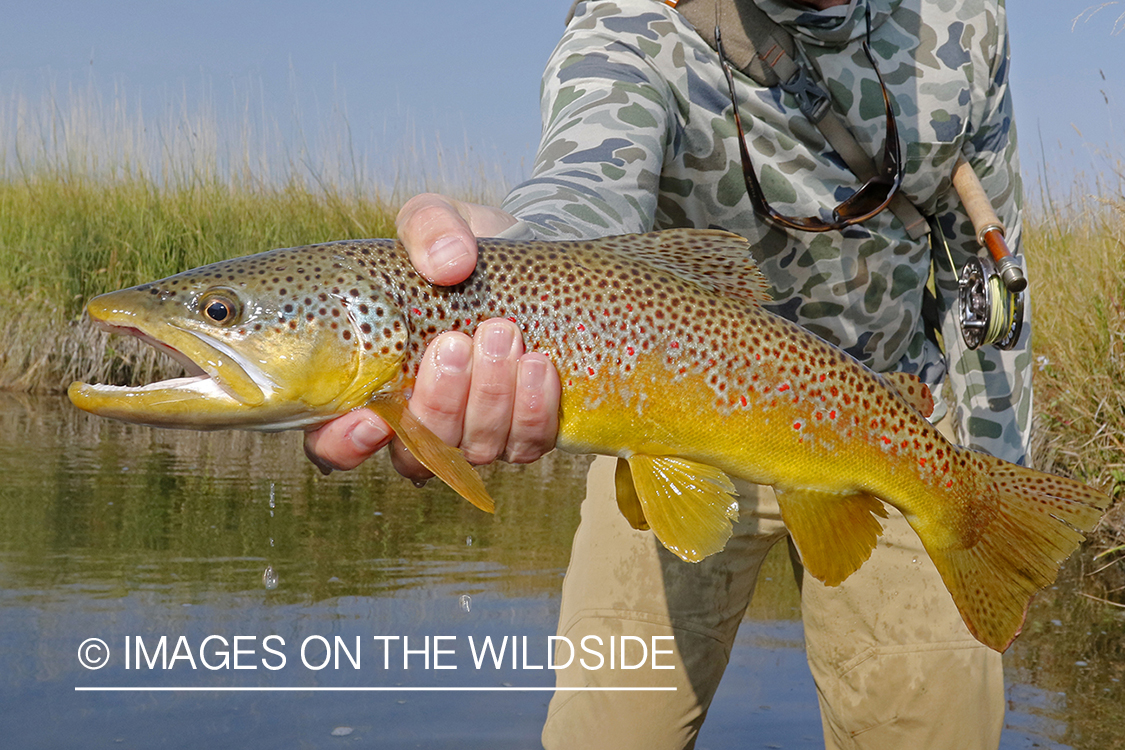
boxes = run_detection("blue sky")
[1,1,1122,195]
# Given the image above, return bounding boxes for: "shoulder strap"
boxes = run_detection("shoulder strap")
[668,0,929,239]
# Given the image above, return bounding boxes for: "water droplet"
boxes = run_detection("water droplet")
[412,479,427,489]
[911,557,918,564]
[466,536,473,546]
[1075,660,1088,667]
[268,482,276,509]
[330,726,354,737]
[262,565,279,590]
[459,594,471,613]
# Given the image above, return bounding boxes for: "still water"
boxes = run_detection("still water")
[0,395,1121,749]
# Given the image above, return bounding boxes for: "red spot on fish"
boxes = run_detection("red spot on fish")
[882,436,892,445]
[508,316,517,324]
[577,324,585,332]
[819,374,827,382]
[919,458,927,467]
[587,367,595,375]
[626,304,633,312]
[793,421,802,430]
[626,346,634,356]
[465,318,472,326]
[946,480,954,488]
[411,308,421,316]
[670,341,680,349]
[740,396,748,406]
[541,295,549,301]
[778,384,790,392]
[829,410,837,419]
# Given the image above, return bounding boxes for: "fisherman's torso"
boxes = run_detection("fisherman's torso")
[506,0,1014,376]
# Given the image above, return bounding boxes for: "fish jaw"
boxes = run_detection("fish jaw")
[69,292,294,429]
[68,281,407,431]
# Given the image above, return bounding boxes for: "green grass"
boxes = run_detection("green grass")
[0,81,505,391]
[0,174,400,390]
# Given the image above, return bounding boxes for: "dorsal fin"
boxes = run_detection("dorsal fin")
[881,373,935,418]
[596,229,773,306]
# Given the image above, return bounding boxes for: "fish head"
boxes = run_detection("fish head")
[68,245,409,430]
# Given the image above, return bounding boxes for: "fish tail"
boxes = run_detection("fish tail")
[924,452,1109,652]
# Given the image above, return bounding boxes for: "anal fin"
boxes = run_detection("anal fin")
[775,488,888,586]
[626,455,739,563]
[369,393,496,514]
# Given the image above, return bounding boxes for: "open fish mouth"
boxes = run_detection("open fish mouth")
[78,316,250,399]
[67,299,273,428]
[92,321,211,382]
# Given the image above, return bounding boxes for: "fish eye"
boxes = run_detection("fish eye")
[200,290,242,326]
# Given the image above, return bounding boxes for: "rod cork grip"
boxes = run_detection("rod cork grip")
[952,156,1005,242]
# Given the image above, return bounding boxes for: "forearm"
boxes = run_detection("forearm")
[501,4,679,239]
[934,0,1032,465]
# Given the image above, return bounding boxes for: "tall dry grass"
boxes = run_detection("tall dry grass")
[1025,163,1125,544]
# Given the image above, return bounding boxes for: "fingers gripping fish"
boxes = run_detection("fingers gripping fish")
[69,229,1110,652]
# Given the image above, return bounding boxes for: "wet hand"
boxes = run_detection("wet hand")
[302,194,561,481]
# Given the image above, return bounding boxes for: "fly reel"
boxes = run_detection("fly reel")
[957,254,1023,350]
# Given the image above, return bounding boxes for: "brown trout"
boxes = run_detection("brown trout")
[69,229,1109,651]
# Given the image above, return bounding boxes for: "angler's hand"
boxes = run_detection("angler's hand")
[303,193,562,480]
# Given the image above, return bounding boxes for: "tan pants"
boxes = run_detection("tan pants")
[542,417,1004,750]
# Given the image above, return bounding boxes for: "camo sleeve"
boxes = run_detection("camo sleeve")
[499,3,678,237]
[929,0,1033,465]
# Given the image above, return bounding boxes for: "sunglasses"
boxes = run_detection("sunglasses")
[716,10,903,233]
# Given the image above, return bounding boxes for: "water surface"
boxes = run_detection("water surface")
[0,396,1120,748]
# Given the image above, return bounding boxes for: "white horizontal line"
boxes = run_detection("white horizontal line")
[75,686,676,692]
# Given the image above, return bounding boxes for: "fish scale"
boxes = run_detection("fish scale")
[69,227,1109,652]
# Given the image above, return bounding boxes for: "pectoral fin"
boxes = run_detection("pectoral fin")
[626,455,739,563]
[774,488,888,586]
[615,458,649,530]
[368,393,495,514]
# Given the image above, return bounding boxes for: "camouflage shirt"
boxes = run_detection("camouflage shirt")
[499,0,1031,464]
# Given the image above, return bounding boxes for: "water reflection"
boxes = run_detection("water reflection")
[0,395,1120,748]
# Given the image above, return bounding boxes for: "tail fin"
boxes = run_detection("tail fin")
[925,455,1110,652]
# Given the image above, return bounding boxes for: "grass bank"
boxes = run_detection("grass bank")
[0,81,504,391]
[0,174,399,390]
